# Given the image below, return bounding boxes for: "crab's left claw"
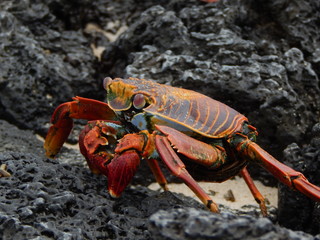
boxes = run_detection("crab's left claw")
[106,133,147,197]
[106,150,141,198]
[78,121,142,198]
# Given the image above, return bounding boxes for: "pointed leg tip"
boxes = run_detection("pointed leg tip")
[44,148,57,159]
[161,183,169,191]
[44,140,62,159]
[108,189,121,198]
[207,200,220,213]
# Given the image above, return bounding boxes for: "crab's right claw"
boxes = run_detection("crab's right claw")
[44,97,117,158]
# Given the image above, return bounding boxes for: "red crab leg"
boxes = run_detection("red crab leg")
[147,158,169,191]
[240,167,268,216]
[155,135,219,213]
[155,125,226,169]
[44,96,117,158]
[239,139,320,201]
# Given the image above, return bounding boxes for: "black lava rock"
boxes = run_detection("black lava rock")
[149,208,315,240]
[279,123,320,234]
[0,148,315,239]
[0,152,146,239]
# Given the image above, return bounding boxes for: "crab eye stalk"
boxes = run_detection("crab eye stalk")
[132,94,146,109]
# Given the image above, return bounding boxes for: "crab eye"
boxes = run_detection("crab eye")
[103,77,112,90]
[132,94,146,109]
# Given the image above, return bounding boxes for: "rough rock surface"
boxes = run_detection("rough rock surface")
[0,0,320,239]
[279,123,320,234]
[149,208,315,240]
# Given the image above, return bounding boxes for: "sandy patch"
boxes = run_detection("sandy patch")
[148,176,278,210]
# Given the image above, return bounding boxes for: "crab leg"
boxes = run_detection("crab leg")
[240,167,267,216]
[155,125,226,169]
[155,135,219,213]
[147,158,169,191]
[44,96,117,158]
[239,139,320,201]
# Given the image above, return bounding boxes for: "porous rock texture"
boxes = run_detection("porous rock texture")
[0,0,320,239]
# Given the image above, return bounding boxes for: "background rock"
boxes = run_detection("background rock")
[279,123,320,233]
[0,0,319,239]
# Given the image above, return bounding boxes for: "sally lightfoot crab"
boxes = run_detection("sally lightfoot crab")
[44,77,320,216]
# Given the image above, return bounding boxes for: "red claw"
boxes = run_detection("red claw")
[79,121,113,175]
[106,150,141,198]
[44,97,117,158]
[78,120,142,198]
[115,133,145,153]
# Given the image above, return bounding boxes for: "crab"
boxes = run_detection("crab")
[44,77,320,216]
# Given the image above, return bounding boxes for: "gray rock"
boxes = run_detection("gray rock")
[149,208,314,240]
[279,123,320,233]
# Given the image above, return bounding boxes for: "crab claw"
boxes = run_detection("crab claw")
[79,123,110,175]
[106,150,141,198]
[77,120,141,198]
[44,97,117,158]
[78,120,126,175]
